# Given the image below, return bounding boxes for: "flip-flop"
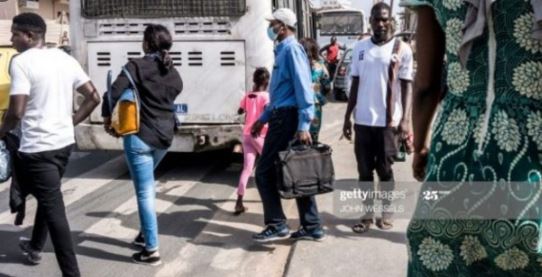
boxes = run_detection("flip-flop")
[376,218,393,230]
[352,220,373,233]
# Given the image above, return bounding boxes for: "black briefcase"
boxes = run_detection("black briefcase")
[276,143,335,199]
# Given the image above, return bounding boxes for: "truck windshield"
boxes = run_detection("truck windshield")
[81,0,246,18]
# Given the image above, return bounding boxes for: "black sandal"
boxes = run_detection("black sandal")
[352,219,373,233]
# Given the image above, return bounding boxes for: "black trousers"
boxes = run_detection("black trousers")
[327,62,337,81]
[16,144,80,277]
[6,133,27,225]
[354,125,397,219]
[255,108,321,230]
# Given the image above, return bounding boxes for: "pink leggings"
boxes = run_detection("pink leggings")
[237,134,265,196]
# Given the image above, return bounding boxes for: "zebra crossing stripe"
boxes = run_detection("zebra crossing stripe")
[0,156,127,225]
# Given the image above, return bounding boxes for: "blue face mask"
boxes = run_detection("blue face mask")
[267,27,278,41]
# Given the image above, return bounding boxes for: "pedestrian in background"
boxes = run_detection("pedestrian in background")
[234,67,270,215]
[319,36,345,81]
[251,8,324,242]
[300,38,330,143]
[402,0,542,275]
[343,2,413,233]
[6,12,100,277]
[102,24,183,266]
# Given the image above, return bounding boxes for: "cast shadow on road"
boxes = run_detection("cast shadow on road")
[77,176,408,259]
[0,171,408,270]
[0,150,251,270]
[83,185,406,260]
[79,152,291,256]
[85,193,294,255]
[62,151,124,179]
[62,150,239,180]
[0,224,135,268]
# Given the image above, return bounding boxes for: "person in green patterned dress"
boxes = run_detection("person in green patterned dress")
[300,38,330,142]
[401,0,542,275]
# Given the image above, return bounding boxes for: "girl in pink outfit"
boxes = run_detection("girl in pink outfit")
[235,68,270,214]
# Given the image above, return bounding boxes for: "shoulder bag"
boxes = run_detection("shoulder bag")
[109,66,140,136]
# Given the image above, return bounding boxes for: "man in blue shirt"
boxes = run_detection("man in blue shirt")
[250,8,324,242]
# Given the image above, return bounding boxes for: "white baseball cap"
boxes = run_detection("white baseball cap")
[266,8,297,28]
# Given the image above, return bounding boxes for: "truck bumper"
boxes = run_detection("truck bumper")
[75,123,243,152]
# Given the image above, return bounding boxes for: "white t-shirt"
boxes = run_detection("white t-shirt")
[9,48,90,153]
[350,38,413,127]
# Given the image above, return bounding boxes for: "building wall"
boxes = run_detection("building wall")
[0,0,18,20]
[0,0,70,46]
[20,1,54,19]
[18,0,69,20]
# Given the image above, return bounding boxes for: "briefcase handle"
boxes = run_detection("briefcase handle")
[282,139,311,161]
[288,138,316,149]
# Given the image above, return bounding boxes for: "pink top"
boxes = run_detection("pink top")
[239,91,270,136]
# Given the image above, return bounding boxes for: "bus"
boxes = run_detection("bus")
[70,0,313,152]
[315,8,366,49]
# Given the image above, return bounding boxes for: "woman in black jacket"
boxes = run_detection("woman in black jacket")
[102,24,182,266]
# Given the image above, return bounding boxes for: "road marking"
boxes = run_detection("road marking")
[156,186,297,277]
[0,155,127,225]
[81,165,214,242]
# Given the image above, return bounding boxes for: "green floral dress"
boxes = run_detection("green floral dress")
[309,59,330,142]
[401,0,542,276]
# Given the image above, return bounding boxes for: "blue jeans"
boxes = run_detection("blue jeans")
[255,108,322,230]
[123,135,167,251]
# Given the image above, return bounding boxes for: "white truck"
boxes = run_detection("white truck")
[70,0,313,152]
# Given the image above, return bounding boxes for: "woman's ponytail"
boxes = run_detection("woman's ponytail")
[143,24,174,73]
[160,49,173,72]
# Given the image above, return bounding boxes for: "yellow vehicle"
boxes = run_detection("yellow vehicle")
[0,47,18,121]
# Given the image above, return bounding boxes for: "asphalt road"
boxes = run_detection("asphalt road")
[0,102,415,277]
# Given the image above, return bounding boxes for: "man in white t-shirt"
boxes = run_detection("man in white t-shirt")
[3,13,100,276]
[342,2,413,234]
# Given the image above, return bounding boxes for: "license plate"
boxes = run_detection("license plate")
[174,104,188,114]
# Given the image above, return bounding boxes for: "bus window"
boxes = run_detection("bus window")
[319,12,363,35]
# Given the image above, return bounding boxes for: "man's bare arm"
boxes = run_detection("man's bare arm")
[412,7,445,153]
[342,76,360,140]
[344,77,359,121]
[73,81,101,126]
[411,7,445,181]
[0,95,28,139]
[399,79,413,136]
